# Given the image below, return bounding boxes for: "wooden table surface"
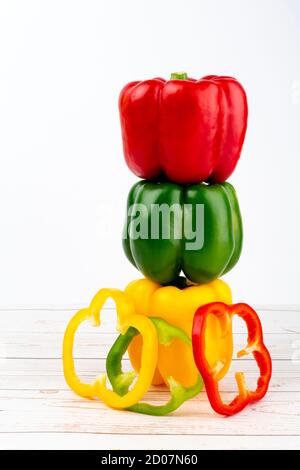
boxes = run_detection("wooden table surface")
[0,305,299,450]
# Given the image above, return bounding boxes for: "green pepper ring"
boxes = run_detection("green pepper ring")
[106,317,203,416]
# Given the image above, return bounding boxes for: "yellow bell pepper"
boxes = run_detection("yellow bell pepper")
[63,288,158,409]
[125,278,233,388]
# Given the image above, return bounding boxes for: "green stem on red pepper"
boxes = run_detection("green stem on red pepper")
[170,72,188,80]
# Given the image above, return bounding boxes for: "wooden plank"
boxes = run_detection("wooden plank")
[0,371,298,392]
[1,433,300,450]
[0,389,297,403]
[0,331,297,360]
[0,390,299,436]
[0,357,296,374]
[0,308,299,334]
[0,359,298,392]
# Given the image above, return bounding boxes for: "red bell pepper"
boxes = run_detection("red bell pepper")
[192,302,272,416]
[119,73,248,184]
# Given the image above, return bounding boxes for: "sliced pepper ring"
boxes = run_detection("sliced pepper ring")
[192,302,272,416]
[62,288,158,409]
[106,317,203,415]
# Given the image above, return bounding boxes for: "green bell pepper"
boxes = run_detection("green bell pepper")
[123,180,243,284]
[106,317,203,416]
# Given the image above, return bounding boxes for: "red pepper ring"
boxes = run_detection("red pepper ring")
[192,302,272,416]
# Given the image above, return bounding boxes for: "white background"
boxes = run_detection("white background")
[0,0,299,306]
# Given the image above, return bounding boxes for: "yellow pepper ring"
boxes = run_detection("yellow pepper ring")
[62,288,158,409]
[63,307,96,398]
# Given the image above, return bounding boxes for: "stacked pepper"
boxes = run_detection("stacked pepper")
[63,73,272,416]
